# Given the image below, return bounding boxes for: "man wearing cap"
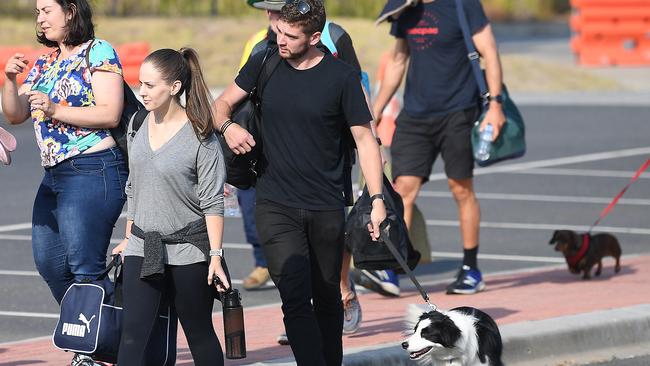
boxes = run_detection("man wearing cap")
[373,0,506,295]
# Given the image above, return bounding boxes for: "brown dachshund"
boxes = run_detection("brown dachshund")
[549,230,622,279]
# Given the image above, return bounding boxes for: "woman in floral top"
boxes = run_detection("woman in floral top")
[2,2,127,363]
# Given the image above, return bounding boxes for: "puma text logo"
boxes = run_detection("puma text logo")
[61,313,96,337]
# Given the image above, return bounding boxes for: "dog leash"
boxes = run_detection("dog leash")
[379,221,437,311]
[587,158,650,233]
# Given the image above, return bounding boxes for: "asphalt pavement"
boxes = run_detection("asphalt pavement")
[1,101,649,364]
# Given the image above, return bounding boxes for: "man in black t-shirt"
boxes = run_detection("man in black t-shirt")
[373,0,506,295]
[214,1,386,365]
[239,0,369,341]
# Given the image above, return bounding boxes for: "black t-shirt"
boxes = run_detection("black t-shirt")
[391,0,489,117]
[235,52,372,210]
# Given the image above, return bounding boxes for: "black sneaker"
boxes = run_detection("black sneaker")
[446,265,486,295]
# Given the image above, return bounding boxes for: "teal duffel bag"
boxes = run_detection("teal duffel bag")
[456,0,526,167]
[471,85,526,167]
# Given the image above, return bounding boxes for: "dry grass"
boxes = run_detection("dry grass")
[0,16,623,91]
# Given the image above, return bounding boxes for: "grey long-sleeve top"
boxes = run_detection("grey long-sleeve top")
[123,116,226,265]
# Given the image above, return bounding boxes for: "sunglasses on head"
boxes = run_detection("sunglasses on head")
[285,0,311,15]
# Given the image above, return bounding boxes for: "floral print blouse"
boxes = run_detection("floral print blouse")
[24,39,123,167]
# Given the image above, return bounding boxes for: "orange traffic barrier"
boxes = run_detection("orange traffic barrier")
[0,42,149,87]
[570,0,650,66]
[374,52,401,147]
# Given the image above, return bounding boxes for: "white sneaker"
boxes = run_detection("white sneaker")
[71,353,104,366]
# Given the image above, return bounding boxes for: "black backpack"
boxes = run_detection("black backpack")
[345,175,421,273]
[85,39,144,160]
[218,47,282,189]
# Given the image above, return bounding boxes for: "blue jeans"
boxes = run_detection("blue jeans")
[237,187,267,268]
[32,147,127,303]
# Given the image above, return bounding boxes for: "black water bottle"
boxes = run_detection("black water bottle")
[222,288,246,359]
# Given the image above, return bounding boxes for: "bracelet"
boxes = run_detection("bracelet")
[219,119,234,135]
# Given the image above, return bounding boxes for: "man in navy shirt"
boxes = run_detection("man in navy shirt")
[373,0,506,294]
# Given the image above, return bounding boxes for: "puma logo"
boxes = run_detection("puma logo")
[79,313,96,333]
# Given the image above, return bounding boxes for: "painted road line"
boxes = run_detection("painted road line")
[514,168,650,179]
[0,235,254,251]
[0,252,564,279]
[0,212,127,234]
[427,220,650,235]
[418,191,650,205]
[0,234,32,241]
[0,270,39,276]
[0,311,59,319]
[431,251,565,264]
[428,146,650,181]
[0,223,32,233]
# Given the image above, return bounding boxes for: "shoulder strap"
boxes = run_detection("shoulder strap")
[84,39,96,69]
[320,21,339,56]
[255,47,282,100]
[454,0,489,105]
[132,108,148,133]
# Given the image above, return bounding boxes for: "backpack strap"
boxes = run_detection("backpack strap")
[320,21,339,56]
[255,47,282,100]
[127,109,149,146]
[84,39,96,70]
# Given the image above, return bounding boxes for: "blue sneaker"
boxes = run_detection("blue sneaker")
[351,269,400,297]
[446,265,486,295]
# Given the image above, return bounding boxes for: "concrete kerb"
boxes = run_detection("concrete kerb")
[245,304,650,366]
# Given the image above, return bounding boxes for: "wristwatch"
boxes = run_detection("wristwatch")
[209,249,224,257]
[488,94,504,104]
[370,193,385,203]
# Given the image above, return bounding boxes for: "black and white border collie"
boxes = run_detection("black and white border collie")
[402,306,503,366]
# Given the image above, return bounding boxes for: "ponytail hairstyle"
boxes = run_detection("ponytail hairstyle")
[143,48,215,140]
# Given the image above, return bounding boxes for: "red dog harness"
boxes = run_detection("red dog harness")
[567,234,590,268]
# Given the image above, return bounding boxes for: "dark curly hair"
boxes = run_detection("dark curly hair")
[280,0,326,36]
[36,0,95,48]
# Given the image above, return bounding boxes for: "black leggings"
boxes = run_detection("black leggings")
[118,256,223,366]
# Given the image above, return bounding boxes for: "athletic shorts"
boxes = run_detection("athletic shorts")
[391,107,480,182]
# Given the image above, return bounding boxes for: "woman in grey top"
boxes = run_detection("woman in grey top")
[112,48,228,366]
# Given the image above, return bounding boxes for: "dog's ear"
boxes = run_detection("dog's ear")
[549,230,559,244]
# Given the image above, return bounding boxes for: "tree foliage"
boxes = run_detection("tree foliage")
[0,0,570,19]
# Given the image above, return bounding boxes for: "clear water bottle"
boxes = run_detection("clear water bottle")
[475,123,494,162]
[224,185,241,217]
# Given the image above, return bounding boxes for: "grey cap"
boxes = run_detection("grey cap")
[252,0,285,11]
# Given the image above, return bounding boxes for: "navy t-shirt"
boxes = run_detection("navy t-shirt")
[235,52,372,210]
[391,0,489,117]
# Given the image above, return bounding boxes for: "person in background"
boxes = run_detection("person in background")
[214,1,386,364]
[2,1,127,364]
[112,47,228,366]
[373,0,506,294]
